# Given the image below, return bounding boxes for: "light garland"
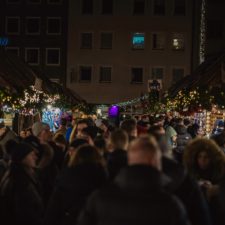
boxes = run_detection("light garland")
[199,0,206,64]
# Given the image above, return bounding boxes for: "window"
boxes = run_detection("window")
[153,0,165,15]
[47,17,61,35]
[152,33,165,50]
[25,48,40,65]
[102,0,113,14]
[174,0,186,16]
[6,47,20,56]
[79,66,92,82]
[100,32,112,49]
[132,33,145,49]
[152,68,164,79]
[46,48,60,66]
[207,20,224,39]
[131,68,143,83]
[82,0,93,14]
[26,17,40,35]
[100,67,112,82]
[81,33,92,49]
[133,0,145,15]
[27,0,41,4]
[7,0,20,3]
[47,0,62,4]
[6,17,20,34]
[172,33,185,50]
[172,68,184,83]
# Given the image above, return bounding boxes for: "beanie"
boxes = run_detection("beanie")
[32,122,49,137]
[10,142,34,163]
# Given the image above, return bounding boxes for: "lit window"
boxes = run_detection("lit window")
[152,68,164,79]
[132,33,145,49]
[153,0,165,16]
[46,48,60,66]
[25,48,40,65]
[26,17,40,35]
[6,47,20,56]
[6,17,20,34]
[133,0,145,15]
[131,68,143,83]
[100,67,112,82]
[172,33,185,50]
[81,33,92,49]
[152,33,165,50]
[79,66,92,82]
[47,17,61,35]
[172,68,184,83]
[100,33,112,49]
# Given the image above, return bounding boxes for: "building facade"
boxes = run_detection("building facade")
[67,0,195,104]
[0,0,68,85]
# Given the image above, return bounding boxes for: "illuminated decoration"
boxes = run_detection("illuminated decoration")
[199,0,206,64]
[0,37,9,46]
[108,105,120,117]
[132,33,145,49]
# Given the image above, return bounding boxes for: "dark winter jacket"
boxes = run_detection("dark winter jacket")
[0,163,44,225]
[107,149,127,180]
[78,165,190,225]
[44,163,107,225]
[162,157,212,225]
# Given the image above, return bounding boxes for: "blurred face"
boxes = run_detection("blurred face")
[197,151,211,170]
[26,130,32,137]
[22,151,37,168]
[39,126,52,143]
[0,127,6,137]
[77,123,88,137]
[20,131,26,138]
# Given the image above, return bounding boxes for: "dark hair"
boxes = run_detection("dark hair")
[110,129,128,150]
[70,138,89,149]
[120,119,137,135]
[94,136,107,150]
[54,134,67,145]
[61,118,67,126]
[211,132,225,148]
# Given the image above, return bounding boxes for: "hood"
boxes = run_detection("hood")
[114,165,171,192]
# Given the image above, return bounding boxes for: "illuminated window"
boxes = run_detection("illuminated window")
[131,68,143,83]
[152,33,165,50]
[172,33,184,50]
[132,33,145,49]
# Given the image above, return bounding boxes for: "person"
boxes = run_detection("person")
[25,128,33,137]
[107,129,128,180]
[66,118,76,142]
[80,126,99,146]
[20,130,26,139]
[44,145,107,225]
[32,122,52,144]
[120,118,137,142]
[164,119,177,149]
[54,118,67,139]
[0,142,44,225]
[211,131,225,153]
[78,136,190,225]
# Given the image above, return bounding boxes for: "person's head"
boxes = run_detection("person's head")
[148,125,165,136]
[20,130,26,139]
[176,118,184,126]
[183,118,191,127]
[32,122,52,143]
[110,129,129,150]
[211,132,225,148]
[76,119,89,137]
[80,126,98,145]
[121,119,137,138]
[10,142,37,169]
[25,128,33,137]
[94,136,107,155]
[184,138,225,181]
[69,138,89,157]
[69,144,104,167]
[128,136,162,171]
[53,134,67,149]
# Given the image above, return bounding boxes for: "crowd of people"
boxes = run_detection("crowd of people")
[0,115,225,225]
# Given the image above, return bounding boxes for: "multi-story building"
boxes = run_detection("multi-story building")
[67,0,195,104]
[0,0,68,85]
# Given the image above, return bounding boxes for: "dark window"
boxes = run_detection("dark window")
[152,68,164,79]
[26,49,39,65]
[207,20,224,39]
[46,49,60,65]
[47,0,62,3]
[132,33,145,49]
[172,68,184,83]
[82,0,93,14]
[174,0,186,15]
[80,66,92,82]
[153,0,165,15]
[26,18,40,34]
[152,33,165,50]
[131,68,143,83]
[6,17,20,34]
[102,0,113,14]
[27,0,41,3]
[100,67,112,82]
[133,0,145,15]
[81,33,92,49]
[101,33,112,49]
[7,0,20,3]
[6,48,19,56]
[47,18,61,34]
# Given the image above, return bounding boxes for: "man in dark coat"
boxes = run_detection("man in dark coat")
[78,136,190,225]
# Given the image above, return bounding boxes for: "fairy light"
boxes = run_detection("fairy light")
[200,0,206,64]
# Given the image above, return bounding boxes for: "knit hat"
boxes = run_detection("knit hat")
[32,122,49,137]
[10,142,34,163]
